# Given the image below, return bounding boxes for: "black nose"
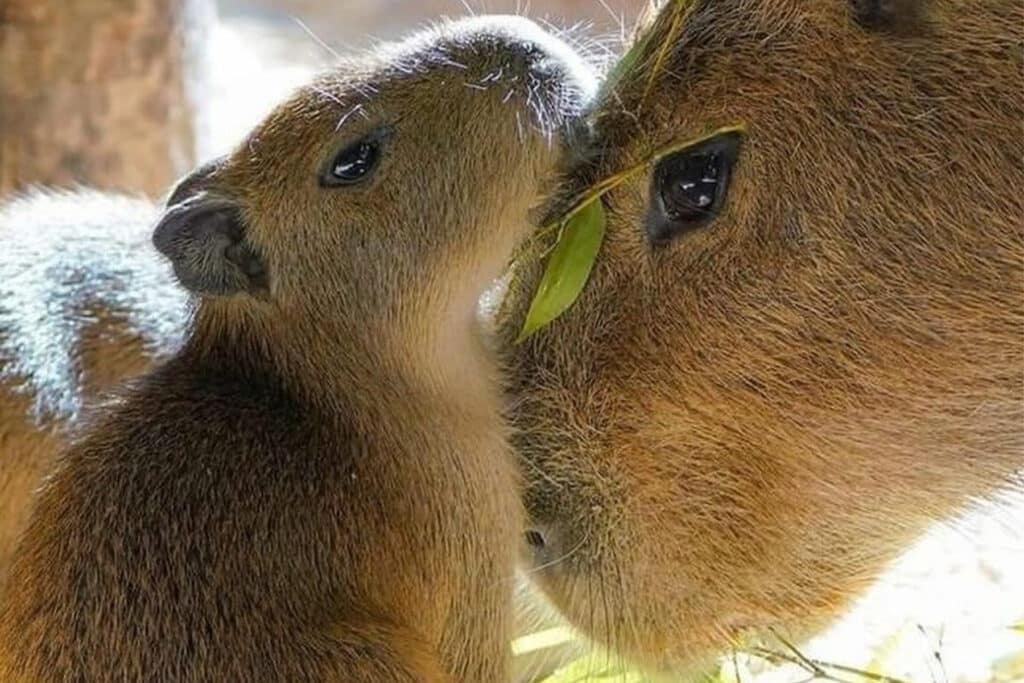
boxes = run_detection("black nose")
[524,529,546,549]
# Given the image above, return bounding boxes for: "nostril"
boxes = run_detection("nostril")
[525,529,546,549]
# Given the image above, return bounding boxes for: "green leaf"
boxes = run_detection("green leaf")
[516,198,607,342]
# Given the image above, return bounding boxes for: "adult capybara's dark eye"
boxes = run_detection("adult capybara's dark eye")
[321,135,383,187]
[647,131,742,244]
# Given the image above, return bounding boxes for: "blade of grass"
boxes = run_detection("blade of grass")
[543,123,748,239]
[639,0,695,110]
[748,646,921,683]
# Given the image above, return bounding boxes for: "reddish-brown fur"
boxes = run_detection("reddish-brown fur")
[0,16,593,681]
[499,0,1023,673]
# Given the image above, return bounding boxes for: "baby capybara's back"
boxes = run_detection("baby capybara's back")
[0,190,185,592]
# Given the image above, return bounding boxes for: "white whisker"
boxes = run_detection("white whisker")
[291,16,341,62]
[335,103,364,131]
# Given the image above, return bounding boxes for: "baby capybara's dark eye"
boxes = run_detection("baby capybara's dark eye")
[647,131,742,244]
[321,132,385,187]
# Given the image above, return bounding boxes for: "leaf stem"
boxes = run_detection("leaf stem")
[746,646,921,683]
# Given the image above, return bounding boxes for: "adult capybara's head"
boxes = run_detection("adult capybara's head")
[153,16,594,386]
[502,0,1023,672]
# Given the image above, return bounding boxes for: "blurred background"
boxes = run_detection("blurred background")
[0,0,642,198]
[0,2,1021,681]
[202,0,635,157]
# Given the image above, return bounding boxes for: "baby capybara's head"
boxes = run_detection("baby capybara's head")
[503,0,1023,672]
[154,17,594,387]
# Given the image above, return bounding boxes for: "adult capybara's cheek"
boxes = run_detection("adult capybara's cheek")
[523,426,865,670]
[521,449,768,674]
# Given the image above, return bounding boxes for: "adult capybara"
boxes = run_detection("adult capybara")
[0,16,594,681]
[501,0,1023,674]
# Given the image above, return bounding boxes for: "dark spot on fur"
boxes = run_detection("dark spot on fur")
[851,0,926,35]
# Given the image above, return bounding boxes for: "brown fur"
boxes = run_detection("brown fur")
[500,0,1024,673]
[0,16,593,681]
[0,189,186,594]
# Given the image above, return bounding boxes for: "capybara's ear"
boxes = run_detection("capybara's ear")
[850,0,926,34]
[152,192,267,296]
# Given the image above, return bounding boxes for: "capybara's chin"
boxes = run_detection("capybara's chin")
[502,0,1023,671]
